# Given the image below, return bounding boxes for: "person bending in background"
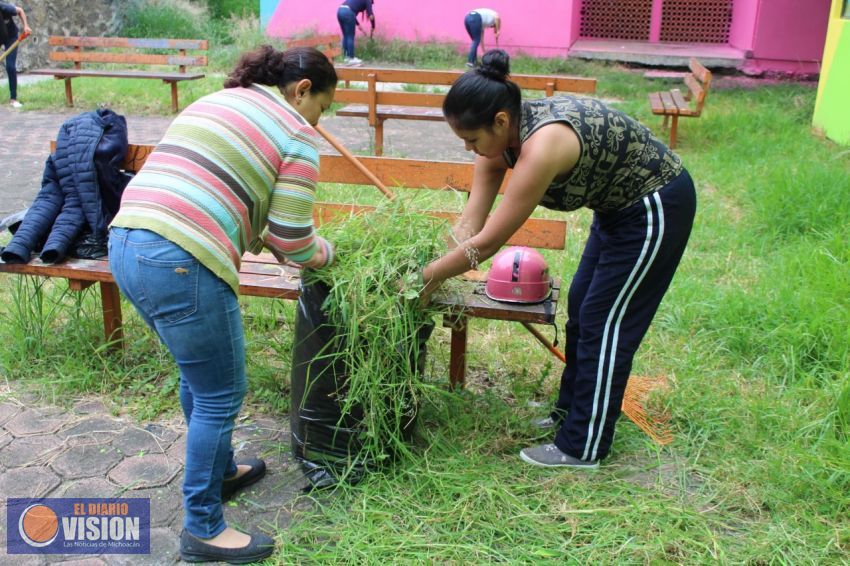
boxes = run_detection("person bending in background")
[337,0,375,66]
[0,1,31,108]
[108,46,337,564]
[420,50,696,469]
[464,8,500,68]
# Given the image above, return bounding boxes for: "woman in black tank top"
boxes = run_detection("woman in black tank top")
[419,49,696,469]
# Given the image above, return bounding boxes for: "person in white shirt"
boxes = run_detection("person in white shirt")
[464,8,500,67]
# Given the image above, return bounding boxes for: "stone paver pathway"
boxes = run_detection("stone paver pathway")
[0,388,312,564]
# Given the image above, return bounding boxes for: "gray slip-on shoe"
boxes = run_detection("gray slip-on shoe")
[519,443,599,469]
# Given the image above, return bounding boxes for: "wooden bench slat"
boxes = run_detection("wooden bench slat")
[689,57,712,84]
[49,51,207,67]
[336,90,447,108]
[335,67,596,94]
[659,91,679,114]
[337,104,445,122]
[648,91,666,114]
[319,154,477,191]
[282,34,341,61]
[286,34,339,48]
[0,257,113,281]
[432,280,560,323]
[48,36,208,50]
[31,69,205,81]
[0,258,558,324]
[238,272,300,299]
[670,89,691,113]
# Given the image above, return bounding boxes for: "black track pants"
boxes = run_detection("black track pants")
[553,169,697,461]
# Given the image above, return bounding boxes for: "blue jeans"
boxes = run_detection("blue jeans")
[337,6,357,59]
[464,12,483,65]
[2,34,18,99]
[108,227,244,539]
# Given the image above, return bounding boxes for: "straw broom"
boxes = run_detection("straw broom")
[521,322,673,445]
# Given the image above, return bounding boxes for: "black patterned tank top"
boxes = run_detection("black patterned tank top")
[504,96,683,212]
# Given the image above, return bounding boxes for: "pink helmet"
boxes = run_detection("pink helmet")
[485,246,552,303]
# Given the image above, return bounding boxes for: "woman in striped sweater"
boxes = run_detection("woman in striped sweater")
[108,46,337,564]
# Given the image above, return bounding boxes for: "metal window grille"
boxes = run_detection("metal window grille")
[660,0,733,43]
[579,0,652,41]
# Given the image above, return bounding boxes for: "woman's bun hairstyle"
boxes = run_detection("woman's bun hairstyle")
[477,49,511,82]
[224,45,337,94]
[443,49,521,130]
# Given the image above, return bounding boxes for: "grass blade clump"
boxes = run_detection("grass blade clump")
[299,196,449,481]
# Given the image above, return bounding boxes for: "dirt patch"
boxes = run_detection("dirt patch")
[711,75,818,91]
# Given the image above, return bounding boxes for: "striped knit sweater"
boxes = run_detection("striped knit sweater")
[110,84,329,294]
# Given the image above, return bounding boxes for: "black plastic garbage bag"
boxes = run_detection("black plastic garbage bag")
[69,231,108,260]
[290,278,433,490]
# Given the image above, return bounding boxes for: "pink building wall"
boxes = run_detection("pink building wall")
[267,0,577,57]
[747,0,830,73]
[265,0,829,73]
[728,0,829,73]
[729,0,759,50]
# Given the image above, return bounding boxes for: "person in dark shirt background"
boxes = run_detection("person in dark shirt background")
[337,0,375,66]
[0,1,31,108]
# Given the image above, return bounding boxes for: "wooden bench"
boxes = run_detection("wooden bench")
[648,58,712,149]
[285,33,341,60]
[0,143,564,388]
[29,36,208,113]
[333,67,598,155]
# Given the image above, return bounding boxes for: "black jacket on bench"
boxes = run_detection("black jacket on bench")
[1,109,129,264]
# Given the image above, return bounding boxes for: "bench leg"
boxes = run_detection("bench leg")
[64,78,74,107]
[374,118,384,157]
[100,281,124,351]
[446,315,468,389]
[669,115,679,149]
[169,81,179,113]
[662,114,669,130]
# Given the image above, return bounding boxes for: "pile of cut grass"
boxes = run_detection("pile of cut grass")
[300,196,451,475]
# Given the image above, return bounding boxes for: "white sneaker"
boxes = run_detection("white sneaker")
[348,57,363,66]
[10,100,23,108]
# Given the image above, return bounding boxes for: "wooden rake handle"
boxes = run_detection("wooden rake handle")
[521,322,565,363]
[0,31,31,64]
[315,124,396,201]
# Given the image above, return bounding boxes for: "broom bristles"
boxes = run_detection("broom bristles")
[622,375,673,446]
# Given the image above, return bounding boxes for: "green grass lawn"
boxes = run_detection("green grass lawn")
[1,41,849,563]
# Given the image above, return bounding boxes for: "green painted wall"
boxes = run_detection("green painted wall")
[813,2,850,145]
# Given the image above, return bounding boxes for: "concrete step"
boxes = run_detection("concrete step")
[569,39,745,69]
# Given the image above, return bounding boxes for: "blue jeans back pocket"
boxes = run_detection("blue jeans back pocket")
[138,255,200,323]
